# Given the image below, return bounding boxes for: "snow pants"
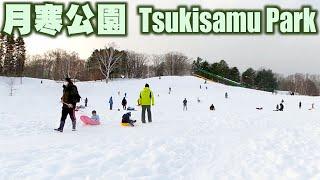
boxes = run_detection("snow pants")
[141,105,152,123]
[183,105,187,111]
[58,107,76,130]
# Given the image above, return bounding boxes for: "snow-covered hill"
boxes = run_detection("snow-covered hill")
[1,76,320,179]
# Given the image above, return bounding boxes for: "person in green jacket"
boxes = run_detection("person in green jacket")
[138,84,155,123]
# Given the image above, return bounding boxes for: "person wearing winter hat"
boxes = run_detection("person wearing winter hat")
[55,77,81,132]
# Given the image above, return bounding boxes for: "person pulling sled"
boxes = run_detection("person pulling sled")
[55,78,81,132]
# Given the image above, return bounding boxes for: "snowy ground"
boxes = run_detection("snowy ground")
[1,76,320,179]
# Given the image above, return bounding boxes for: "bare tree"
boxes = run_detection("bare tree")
[126,51,148,78]
[61,52,84,80]
[278,73,319,96]
[164,52,191,76]
[151,54,166,77]
[6,77,16,96]
[91,45,126,83]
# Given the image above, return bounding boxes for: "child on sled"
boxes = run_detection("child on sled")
[122,112,136,127]
[91,110,100,121]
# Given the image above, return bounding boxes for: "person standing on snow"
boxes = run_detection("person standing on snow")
[138,84,155,123]
[109,96,113,110]
[84,97,88,107]
[122,97,127,110]
[225,92,228,99]
[299,101,302,109]
[55,78,81,132]
[309,103,315,110]
[183,98,188,111]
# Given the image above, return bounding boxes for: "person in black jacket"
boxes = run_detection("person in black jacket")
[55,78,80,132]
[122,112,136,126]
[278,103,284,111]
[183,98,188,111]
[122,97,127,110]
[84,98,88,107]
[210,104,215,111]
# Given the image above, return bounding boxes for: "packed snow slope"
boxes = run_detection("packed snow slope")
[1,76,320,180]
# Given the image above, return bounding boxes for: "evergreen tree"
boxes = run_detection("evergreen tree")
[254,69,278,92]
[192,57,203,70]
[242,68,256,87]
[228,67,240,82]
[15,37,26,77]
[3,35,16,76]
[0,34,5,75]
[212,60,229,77]
[209,62,219,74]
[201,61,210,71]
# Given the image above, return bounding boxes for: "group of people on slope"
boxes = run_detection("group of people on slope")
[55,78,155,132]
[108,96,128,111]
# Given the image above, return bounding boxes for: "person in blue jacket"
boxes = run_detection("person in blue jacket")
[109,96,113,110]
[91,110,100,121]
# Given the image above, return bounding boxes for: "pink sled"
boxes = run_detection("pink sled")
[80,115,101,125]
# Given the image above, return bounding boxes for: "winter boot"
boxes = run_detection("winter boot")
[72,121,76,131]
[54,128,63,132]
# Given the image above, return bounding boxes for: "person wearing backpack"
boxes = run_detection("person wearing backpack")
[138,84,155,123]
[122,97,127,110]
[55,78,81,132]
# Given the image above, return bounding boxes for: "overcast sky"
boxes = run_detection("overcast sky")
[1,0,320,75]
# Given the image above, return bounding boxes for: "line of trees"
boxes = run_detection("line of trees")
[192,57,319,96]
[192,57,278,92]
[1,37,319,96]
[24,49,86,81]
[84,45,191,82]
[277,74,319,96]
[193,58,241,83]
[0,34,26,78]
[23,45,191,82]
